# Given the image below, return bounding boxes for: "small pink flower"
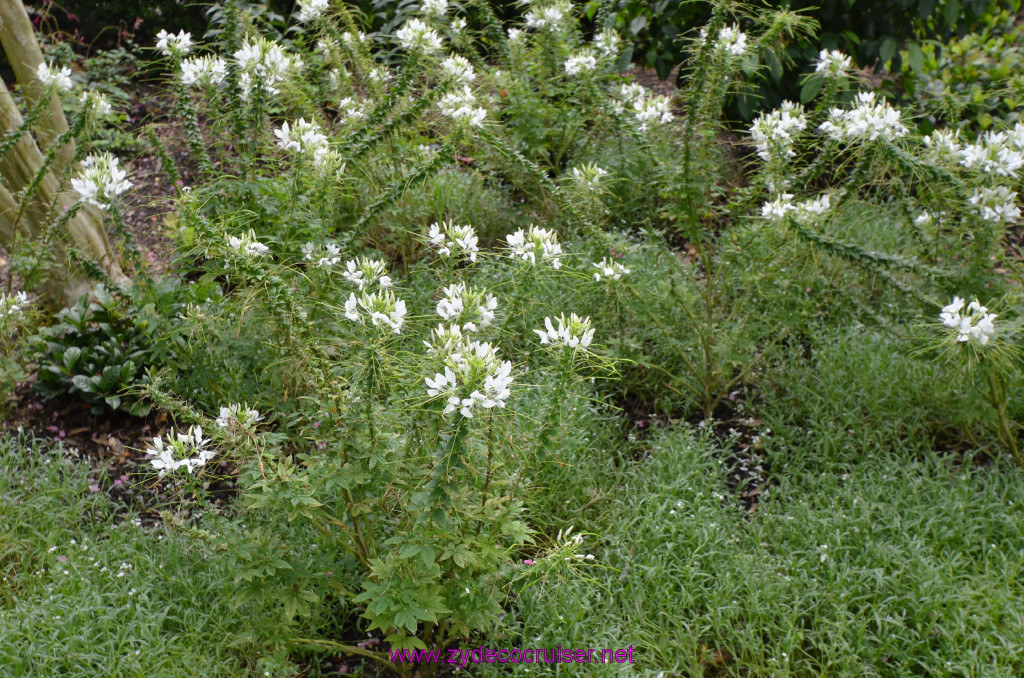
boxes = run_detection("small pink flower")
[523,559,535,566]
[57,555,68,563]
[88,484,100,493]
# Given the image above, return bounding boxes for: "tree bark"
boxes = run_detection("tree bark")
[0,0,125,303]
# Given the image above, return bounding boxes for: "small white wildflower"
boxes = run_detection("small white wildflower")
[421,0,448,19]
[180,55,228,87]
[345,290,407,334]
[146,426,215,477]
[426,340,514,417]
[701,24,746,56]
[438,85,487,127]
[155,29,194,57]
[36,62,73,91]
[505,225,563,269]
[294,0,329,22]
[535,313,595,350]
[913,211,932,228]
[226,230,271,258]
[592,257,629,281]
[564,50,598,75]
[750,101,807,162]
[440,54,476,84]
[70,153,132,210]
[939,296,997,346]
[234,38,302,100]
[959,131,1024,178]
[343,257,392,290]
[819,91,908,142]
[80,91,113,117]
[0,291,30,318]
[761,193,796,220]
[215,403,263,431]
[594,28,621,58]
[396,18,444,54]
[571,163,608,191]
[426,220,479,262]
[814,49,852,78]
[969,185,1021,224]
[436,282,497,332]
[507,27,525,43]
[525,3,568,31]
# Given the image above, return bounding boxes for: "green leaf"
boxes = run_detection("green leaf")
[63,346,81,369]
[71,374,97,393]
[879,37,898,67]
[629,15,648,36]
[945,0,960,29]
[801,75,824,103]
[907,42,924,73]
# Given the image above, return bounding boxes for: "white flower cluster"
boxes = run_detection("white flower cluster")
[295,0,329,22]
[525,3,568,31]
[594,28,621,58]
[819,92,908,143]
[592,257,630,281]
[969,186,1021,224]
[343,257,393,290]
[438,85,487,127]
[535,313,594,350]
[814,49,852,78]
[506,225,563,269]
[571,164,608,191]
[959,128,1024,178]
[436,282,497,332]
[36,62,73,91]
[396,18,444,54]
[750,101,807,162]
[564,50,598,75]
[345,289,407,333]
[71,153,133,210]
[423,323,466,357]
[761,193,831,222]
[301,241,342,269]
[441,55,476,84]
[614,84,674,132]
[215,404,263,432]
[701,24,747,57]
[421,0,448,19]
[146,426,215,477]
[340,30,368,49]
[0,291,29,318]
[923,128,962,163]
[273,118,340,174]
[80,91,113,117]
[427,220,479,262]
[156,29,194,57]
[180,55,228,87]
[425,340,513,417]
[507,27,525,43]
[940,297,997,346]
[234,38,302,100]
[338,96,367,122]
[227,229,271,258]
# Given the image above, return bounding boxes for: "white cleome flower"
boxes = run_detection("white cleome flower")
[234,38,302,100]
[180,55,228,87]
[969,185,1021,223]
[343,257,393,290]
[525,2,568,31]
[421,0,448,19]
[959,130,1024,178]
[426,339,514,417]
[80,91,113,117]
[535,313,595,350]
[435,282,498,332]
[226,230,271,258]
[295,0,329,22]
[505,225,563,269]
[215,403,263,431]
[814,49,852,78]
[761,193,796,220]
[564,50,598,75]
[438,85,487,127]
[395,18,444,54]
[345,289,407,334]
[146,425,215,477]
[614,83,674,132]
[302,241,342,269]
[440,54,476,84]
[155,29,194,57]
[819,91,908,143]
[700,24,747,56]
[571,164,608,191]
[36,62,73,91]
[594,28,622,58]
[750,101,807,162]
[0,291,29,318]
[939,296,997,346]
[426,220,479,262]
[70,153,132,210]
[592,257,630,281]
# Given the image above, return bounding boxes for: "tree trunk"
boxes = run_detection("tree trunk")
[0,0,125,303]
